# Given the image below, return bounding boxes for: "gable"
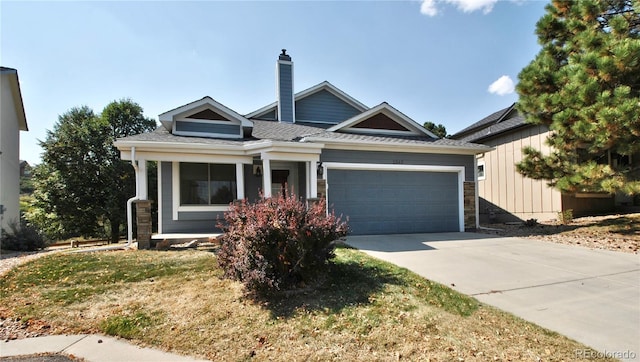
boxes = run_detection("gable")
[295,89,362,125]
[159,97,252,139]
[246,81,368,123]
[351,113,410,131]
[327,103,437,138]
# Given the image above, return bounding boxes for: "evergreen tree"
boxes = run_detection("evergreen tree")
[423,121,448,138]
[516,0,640,195]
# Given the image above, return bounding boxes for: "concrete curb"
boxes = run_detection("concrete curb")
[0,334,209,362]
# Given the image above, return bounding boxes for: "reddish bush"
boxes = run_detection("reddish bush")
[216,193,348,295]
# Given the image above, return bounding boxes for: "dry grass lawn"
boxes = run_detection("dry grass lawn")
[0,247,613,361]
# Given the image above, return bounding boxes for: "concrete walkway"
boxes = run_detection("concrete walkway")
[0,334,209,361]
[346,232,640,362]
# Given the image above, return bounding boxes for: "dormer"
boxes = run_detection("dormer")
[327,102,438,138]
[159,97,253,139]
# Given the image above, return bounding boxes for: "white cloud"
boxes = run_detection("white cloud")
[420,0,499,16]
[420,0,439,16]
[488,75,515,96]
[446,0,498,14]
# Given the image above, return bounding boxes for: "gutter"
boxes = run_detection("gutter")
[126,146,139,247]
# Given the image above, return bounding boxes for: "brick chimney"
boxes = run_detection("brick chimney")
[276,49,295,123]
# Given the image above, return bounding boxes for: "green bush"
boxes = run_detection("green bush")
[216,193,349,295]
[1,219,49,251]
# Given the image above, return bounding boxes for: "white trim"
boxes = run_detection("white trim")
[303,137,490,155]
[172,118,243,139]
[473,158,479,230]
[172,161,179,220]
[323,162,466,232]
[171,161,240,220]
[263,159,272,197]
[157,161,163,234]
[341,128,417,136]
[326,103,438,138]
[236,163,245,200]
[159,96,253,133]
[477,159,486,181]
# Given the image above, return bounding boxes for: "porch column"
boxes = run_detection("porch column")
[262,159,272,197]
[236,163,245,200]
[138,159,148,199]
[309,160,318,198]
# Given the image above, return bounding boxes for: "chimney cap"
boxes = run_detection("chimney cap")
[279,49,291,61]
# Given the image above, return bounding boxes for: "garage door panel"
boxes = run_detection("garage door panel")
[327,169,459,235]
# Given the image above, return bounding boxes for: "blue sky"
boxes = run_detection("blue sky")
[2,0,548,165]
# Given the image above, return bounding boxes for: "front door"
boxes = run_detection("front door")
[270,162,297,197]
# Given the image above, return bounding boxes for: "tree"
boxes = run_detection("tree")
[516,0,640,195]
[28,100,156,242]
[423,121,448,138]
[100,100,157,243]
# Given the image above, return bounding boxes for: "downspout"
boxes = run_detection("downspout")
[126,146,139,247]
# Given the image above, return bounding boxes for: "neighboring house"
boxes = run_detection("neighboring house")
[451,103,623,223]
[19,160,31,178]
[0,67,28,233]
[115,50,490,236]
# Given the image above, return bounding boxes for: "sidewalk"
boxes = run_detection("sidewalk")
[0,334,209,362]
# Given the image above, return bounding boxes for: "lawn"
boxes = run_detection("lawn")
[0,247,612,361]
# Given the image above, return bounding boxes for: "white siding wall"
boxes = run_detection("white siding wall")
[0,75,22,231]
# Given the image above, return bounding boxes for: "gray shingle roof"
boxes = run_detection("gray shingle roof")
[451,103,529,143]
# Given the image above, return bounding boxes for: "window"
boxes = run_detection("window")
[179,163,236,205]
[477,160,486,180]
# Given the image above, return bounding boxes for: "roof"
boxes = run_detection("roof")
[117,119,491,154]
[1,66,28,131]
[450,103,529,143]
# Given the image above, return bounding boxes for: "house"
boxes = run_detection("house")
[450,103,625,223]
[0,67,29,233]
[115,50,490,240]
[19,160,31,178]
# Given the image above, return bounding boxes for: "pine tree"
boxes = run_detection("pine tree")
[516,0,640,195]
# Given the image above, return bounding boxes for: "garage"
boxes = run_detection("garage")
[326,164,463,235]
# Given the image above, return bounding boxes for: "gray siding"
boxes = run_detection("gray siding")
[160,162,223,233]
[328,169,459,234]
[295,89,361,124]
[278,63,294,123]
[259,109,276,121]
[175,121,240,135]
[321,150,474,181]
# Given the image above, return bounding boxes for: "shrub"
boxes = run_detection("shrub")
[216,193,348,295]
[1,219,49,251]
[523,218,538,227]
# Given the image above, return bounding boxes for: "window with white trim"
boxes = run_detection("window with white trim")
[477,160,486,180]
[179,163,237,205]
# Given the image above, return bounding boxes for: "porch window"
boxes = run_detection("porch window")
[179,163,236,205]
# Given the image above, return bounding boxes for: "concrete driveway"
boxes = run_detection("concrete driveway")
[345,232,640,361]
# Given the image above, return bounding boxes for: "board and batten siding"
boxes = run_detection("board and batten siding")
[478,125,562,222]
[295,89,362,124]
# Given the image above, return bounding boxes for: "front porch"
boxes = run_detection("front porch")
[119,140,325,247]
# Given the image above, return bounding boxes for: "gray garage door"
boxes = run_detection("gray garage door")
[327,169,459,235]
